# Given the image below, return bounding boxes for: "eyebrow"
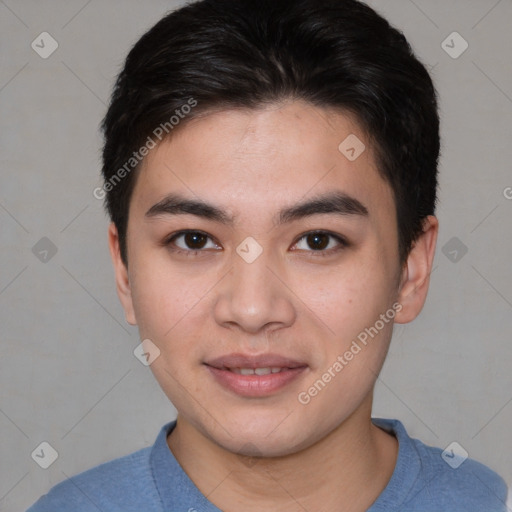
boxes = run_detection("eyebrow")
[145,191,369,225]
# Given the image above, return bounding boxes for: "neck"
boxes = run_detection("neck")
[167,395,398,512]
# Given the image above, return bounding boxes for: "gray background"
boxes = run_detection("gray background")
[1,1,511,510]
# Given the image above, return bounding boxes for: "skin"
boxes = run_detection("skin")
[108,100,438,512]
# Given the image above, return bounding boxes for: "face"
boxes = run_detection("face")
[109,100,437,457]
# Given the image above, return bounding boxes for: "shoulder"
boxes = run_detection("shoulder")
[26,446,162,512]
[373,418,509,511]
[411,438,508,508]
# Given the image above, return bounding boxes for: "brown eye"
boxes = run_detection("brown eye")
[164,230,219,253]
[293,231,348,256]
[182,232,208,249]
[305,233,330,250]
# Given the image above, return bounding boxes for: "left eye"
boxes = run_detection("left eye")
[293,231,347,253]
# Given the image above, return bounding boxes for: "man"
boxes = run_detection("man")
[28,0,509,510]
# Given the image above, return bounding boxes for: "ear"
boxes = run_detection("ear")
[395,215,438,324]
[107,222,137,326]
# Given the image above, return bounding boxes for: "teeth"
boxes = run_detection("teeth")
[230,367,286,375]
[255,367,272,375]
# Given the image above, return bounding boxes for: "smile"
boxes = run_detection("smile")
[228,367,289,375]
[204,364,308,397]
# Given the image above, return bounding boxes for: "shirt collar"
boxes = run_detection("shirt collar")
[150,417,419,511]
[150,419,222,511]
[368,417,422,511]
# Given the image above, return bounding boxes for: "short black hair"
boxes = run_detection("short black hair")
[100,0,440,267]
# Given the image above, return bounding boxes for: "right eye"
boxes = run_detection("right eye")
[163,230,221,255]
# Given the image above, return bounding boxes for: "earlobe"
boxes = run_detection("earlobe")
[395,215,438,324]
[107,222,138,326]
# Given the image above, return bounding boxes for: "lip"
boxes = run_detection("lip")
[204,353,308,397]
[204,353,307,370]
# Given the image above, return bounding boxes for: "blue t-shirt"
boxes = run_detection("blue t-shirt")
[27,417,509,511]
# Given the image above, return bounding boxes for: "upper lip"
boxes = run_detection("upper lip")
[204,353,308,370]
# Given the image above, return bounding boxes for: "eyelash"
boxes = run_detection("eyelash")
[161,229,349,258]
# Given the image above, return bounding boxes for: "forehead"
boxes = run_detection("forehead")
[130,101,394,223]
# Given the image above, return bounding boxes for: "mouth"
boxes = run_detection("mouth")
[203,353,308,397]
[221,366,297,375]
[204,352,307,370]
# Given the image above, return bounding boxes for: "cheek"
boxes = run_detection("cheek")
[129,252,208,341]
[294,258,393,342]
[130,267,209,398]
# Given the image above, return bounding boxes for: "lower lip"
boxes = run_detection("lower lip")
[204,365,308,397]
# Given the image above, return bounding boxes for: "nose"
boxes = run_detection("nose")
[212,244,296,335]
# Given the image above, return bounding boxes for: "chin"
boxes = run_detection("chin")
[207,412,315,457]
